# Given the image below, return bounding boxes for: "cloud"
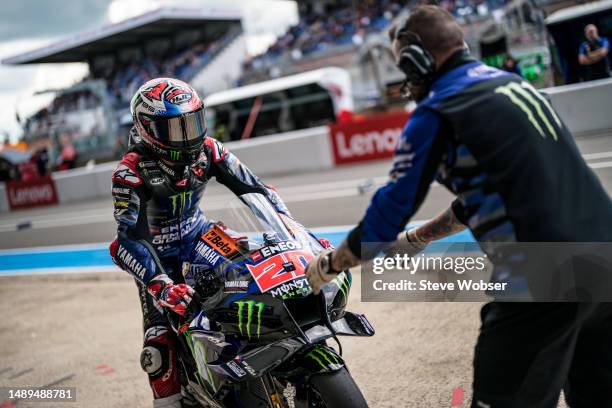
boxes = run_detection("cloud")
[0,0,110,42]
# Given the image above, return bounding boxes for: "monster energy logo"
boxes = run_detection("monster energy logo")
[235,300,264,339]
[169,191,192,215]
[169,150,181,161]
[306,346,341,370]
[332,273,351,300]
[183,330,216,392]
[494,82,562,141]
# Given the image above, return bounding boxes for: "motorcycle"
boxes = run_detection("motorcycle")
[168,193,375,408]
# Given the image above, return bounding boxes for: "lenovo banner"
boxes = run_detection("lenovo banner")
[330,110,411,165]
[6,176,59,210]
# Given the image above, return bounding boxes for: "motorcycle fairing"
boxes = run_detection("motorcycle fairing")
[272,344,346,380]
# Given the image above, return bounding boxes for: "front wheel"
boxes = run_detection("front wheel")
[307,368,368,408]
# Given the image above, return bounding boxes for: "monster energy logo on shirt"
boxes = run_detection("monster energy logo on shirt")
[169,150,181,161]
[235,300,264,339]
[169,191,192,215]
[494,82,562,141]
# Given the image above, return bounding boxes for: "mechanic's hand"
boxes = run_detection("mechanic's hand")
[392,229,428,257]
[147,274,194,316]
[306,248,339,295]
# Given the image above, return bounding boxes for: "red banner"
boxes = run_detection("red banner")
[330,110,411,165]
[6,176,59,210]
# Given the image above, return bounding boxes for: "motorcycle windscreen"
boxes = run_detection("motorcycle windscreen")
[205,193,324,296]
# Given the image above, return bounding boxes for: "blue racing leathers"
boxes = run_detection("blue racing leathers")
[110,136,288,286]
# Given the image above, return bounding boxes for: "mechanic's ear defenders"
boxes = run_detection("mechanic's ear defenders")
[396,29,436,86]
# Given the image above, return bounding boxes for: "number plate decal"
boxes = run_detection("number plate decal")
[247,250,314,292]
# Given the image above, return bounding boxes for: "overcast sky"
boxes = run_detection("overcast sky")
[0,0,298,141]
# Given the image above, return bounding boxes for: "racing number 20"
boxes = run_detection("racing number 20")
[247,250,314,292]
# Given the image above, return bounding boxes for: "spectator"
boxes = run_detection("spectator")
[35,147,49,176]
[578,24,610,81]
[57,135,77,171]
[502,55,522,76]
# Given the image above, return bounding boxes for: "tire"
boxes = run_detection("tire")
[308,368,368,408]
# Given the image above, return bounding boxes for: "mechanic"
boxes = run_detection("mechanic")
[109,78,288,408]
[306,6,612,408]
[578,24,610,81]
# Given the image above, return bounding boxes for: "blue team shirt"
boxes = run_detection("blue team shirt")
[579,37,609,56]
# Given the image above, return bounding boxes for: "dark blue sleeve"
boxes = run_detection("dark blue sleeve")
[579,42,588,56]
[114,231,162,284]
[347,107,445,257]
[602,37,610,50]
[110,153,165,284]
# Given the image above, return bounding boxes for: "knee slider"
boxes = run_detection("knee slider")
[141,345,164,376]
[141,326,172,377]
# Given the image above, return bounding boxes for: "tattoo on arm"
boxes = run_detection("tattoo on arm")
[331,239,361,272]
[414,206,466,243]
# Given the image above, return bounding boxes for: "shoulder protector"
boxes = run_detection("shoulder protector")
[204,137,228,163]
[113,152,143,186]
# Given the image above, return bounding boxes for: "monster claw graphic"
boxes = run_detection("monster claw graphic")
[235,300,265,339]
[494,82,560,141]
[306,346,341,371]
[332,273,351,299]
[169,191,193,215]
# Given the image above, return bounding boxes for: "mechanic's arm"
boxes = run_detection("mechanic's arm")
[588,40,609,62]
[206,138,290,214]
[579,43,591,65]
[320,202,468,275]
[109,154,193,315]
[307,108,448,291]
[395,201,467,254]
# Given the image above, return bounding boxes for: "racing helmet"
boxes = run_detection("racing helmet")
[131,78,207,165]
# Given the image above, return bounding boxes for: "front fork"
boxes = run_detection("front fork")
[261,374,286,408]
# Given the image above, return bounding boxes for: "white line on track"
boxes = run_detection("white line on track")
[1,151,612,233]
[0,265,122,277]
[582,152,612,161]
[0,225,363,255]
[589,160,612,169]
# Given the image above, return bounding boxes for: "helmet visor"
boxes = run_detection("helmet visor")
[146,107,207,148]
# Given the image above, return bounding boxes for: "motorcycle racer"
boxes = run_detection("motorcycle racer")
[109,78,288,408]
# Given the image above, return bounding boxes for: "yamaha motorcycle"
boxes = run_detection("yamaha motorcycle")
[169,193,375,408]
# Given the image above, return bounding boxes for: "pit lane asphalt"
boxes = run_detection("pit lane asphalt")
[1,132,611,250]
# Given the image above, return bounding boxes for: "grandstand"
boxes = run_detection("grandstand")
[237,0,560,108]
[2,7,245,164]
[238,0,406,86]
